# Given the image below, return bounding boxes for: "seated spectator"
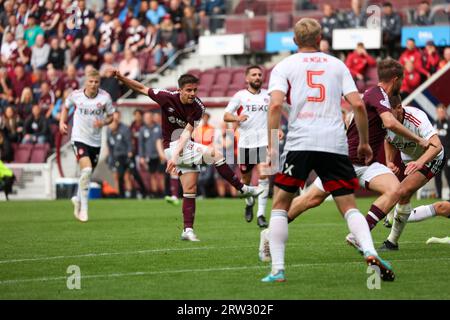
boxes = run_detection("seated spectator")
[0,130,13,162]
[182,5,199,47]
[4,15,24,41]
[111,18,125,53]
[1,106,23,144]
[38,82,55,119]
[167,0,184,33]
[74,35,100,69]
[423,41,441,75]
[154,15,177,69]
[0,1,11,26]
[46,67,64,99]
[22,104,49,144]
[381,2,402,59]
[63,64,80,92]
[47,37,66,70]
[16,2,30,26]
[413,1,434,26]
[99,52,116,76]
[1,32,18,64]
[343,0,367,28]
[399,38,430,79]
[345,42,376,81]
[137,0,150,26]
[118,49,140,80]
[0,68,13,111]
[141,24,158,57]
[438,47,450,70]
[320,4,343,46]
[199,0,225,34]
[9,37,32,71]
[10,65,32,104]
[76,0,95,32]
[319,39,332,55]
[98,13,115,54]
[16,87,34,120]
[400,60,421,99]
[40,0,61,38]
[146,0,167,26]
[82,19,101,45]
[31,34,50,70]
[104,0,121,18]
[101,68,122,102]
[24,15,44,48]
[125,18,146,53]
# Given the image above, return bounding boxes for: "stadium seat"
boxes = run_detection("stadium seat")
[199,72,216,87]
[225,16,268,52]
[231,70,246,87]
[267,0,294,12]
[270,13,293,32]
[234,0,268,15]
[196,87,210,98]
[14,144,33,163]
[30,144,50,163]
[209,86,227,97]
[215,71,233,86]
[187,69,202,78]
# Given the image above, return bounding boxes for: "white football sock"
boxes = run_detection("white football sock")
[344,208,377,256]
[388,203,412,245]
[269,209,288,274]
[79,167,92,212]
[408,204,436,222]
[256,179,269,217]
[245,196,254,206]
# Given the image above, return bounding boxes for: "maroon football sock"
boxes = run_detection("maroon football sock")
[366,204,386,230]
[215,160,244,191]
[170,177,179,197]
[182,195,196,230]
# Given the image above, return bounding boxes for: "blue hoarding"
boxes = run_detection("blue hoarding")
[401,25,450,47]
[266,32,297,53]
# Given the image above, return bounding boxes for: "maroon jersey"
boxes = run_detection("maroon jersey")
[347,86,391,165]
[130,120,142,154]
[147,88,205,149]
[64,77,79,91]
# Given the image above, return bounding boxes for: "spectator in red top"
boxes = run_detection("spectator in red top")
[399,38,430,79]
[423,40,441,75]
[40,0,61,38]
[38,82,55,119]
[345,42,376,81]
[63,64,79,93]
[9,37,32,70]
[10,64,32,104]
[75,35,100,69]
[46,67,64,99]
[400,60,421,99]
[438,47,450,70]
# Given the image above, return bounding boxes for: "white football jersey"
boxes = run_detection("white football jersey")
[268,52,357,155]
[224,89,269,148]
[386,106,443,162]
[65,89,115,147]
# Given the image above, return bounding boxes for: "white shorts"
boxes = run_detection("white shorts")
[164,140,209,174]
[314,162,394,192]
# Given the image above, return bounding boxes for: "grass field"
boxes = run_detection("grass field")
[0,198,449,300]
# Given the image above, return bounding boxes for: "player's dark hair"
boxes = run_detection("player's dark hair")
[178,74,199,88]
[245,65,262,75]
[382,2,392,8]
[389,95,402,108]
[377,58,404,82]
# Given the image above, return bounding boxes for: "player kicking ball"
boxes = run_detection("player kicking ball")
[113,71,263,241]
[379,95,444,250]
[60,69,115,222]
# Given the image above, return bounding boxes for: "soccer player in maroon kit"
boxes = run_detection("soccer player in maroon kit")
[113,71,263,241]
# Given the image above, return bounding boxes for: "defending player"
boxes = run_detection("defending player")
[224,65,272,228]
[379,95,444,250]
[60,69,115,222]
[261,18,395,283]
[113,71,263,241]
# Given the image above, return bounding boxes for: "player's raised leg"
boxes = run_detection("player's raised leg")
[408,201,450,222]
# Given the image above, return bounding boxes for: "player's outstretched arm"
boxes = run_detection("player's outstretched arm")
[59,103,69,135]
[113,69,150,96]
[405,134,443,175]
[384,140,400,175]
[380,112,429,149]
[346,91,372,164]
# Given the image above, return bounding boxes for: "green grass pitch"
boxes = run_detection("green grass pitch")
[0,198,449,299]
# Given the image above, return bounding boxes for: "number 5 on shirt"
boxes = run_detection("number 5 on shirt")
[307,70,325,102]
